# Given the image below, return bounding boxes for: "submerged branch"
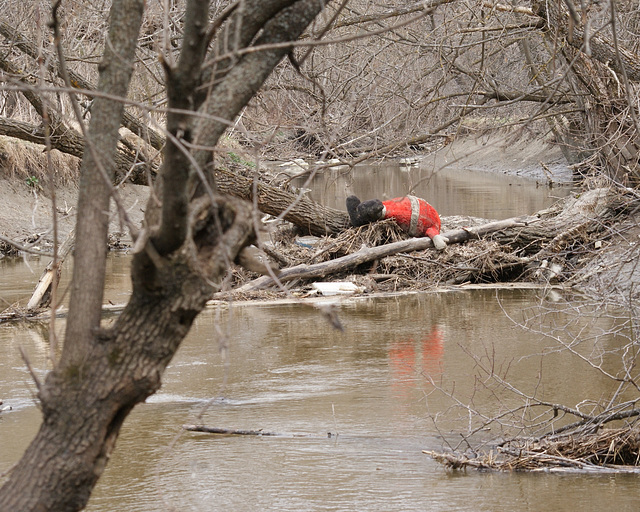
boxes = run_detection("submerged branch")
[183,425,279,436]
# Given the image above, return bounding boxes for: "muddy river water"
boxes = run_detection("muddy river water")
[1,163,639,511]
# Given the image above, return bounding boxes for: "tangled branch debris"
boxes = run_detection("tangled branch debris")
[226,187,638,299]
[425,423,640,473]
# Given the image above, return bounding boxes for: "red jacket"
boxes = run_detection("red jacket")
[382,196,441,238]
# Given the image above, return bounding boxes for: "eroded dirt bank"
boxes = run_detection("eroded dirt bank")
[0,180,149,254]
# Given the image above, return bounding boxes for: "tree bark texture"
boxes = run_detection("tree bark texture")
[214,167,350,236]
[0,2,330,511]
[63,0,145,368]
[0,0,147,508]
[0,196,253,512]
[193,0,326,171]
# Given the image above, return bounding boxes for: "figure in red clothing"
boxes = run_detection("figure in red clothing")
[346,195,448,250]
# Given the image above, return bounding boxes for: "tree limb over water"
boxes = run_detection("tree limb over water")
[3,1,640,505]
[0,1,330,510]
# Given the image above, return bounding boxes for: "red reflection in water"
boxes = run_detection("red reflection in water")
[389,326,444,394]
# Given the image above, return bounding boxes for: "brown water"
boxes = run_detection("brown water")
[2,165,638,511]
[0,286,638,511]
[293,162,572,219]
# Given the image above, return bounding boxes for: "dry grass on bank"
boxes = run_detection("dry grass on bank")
[0,136,79,187]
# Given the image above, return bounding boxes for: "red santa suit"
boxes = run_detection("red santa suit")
[382,196,447,250]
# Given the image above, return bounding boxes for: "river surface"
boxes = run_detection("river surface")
[1,163,638,511]
[291,160,572,219]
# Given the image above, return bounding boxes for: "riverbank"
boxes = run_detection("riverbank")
[1,132,638,304]
[0,179,149,256]
[0,131,570,252]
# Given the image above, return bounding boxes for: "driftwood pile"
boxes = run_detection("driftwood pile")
[225,187,632,299]
[425,423,640,473]
[0,186,635,321]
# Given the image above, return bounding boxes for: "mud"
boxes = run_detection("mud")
[0,179,148,255]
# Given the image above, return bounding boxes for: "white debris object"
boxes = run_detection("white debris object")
[311,282,363,296]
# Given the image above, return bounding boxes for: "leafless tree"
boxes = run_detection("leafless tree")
[4,1,640,181]
[1,0,640,507]
[0,1,332,510]
[244,0,640,184]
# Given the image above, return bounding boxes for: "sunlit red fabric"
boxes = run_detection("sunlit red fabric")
[382,196,441,238]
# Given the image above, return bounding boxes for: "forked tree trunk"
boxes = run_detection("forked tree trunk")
[0,196,254,511]
[0,2,329,511]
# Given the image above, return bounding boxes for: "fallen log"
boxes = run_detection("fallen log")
[422,450,494,470]
[183,424,336,438]
[214,167,349,237]
[0,303,127,324]
[0,19,165,150]
[235,215,540,292]
[0,116,159,186]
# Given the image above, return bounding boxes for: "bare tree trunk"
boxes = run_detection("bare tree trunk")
[0,2,329,510]
[0,1,145,509]
[0,195,253,512]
